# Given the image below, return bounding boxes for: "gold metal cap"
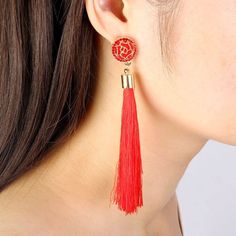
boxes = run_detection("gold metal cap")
[121,74,134,89]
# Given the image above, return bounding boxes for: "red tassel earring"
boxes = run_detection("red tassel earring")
[109,37,143,215]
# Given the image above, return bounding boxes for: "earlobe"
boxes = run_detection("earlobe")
[84,0,129,43]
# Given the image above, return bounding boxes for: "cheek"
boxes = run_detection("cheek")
[134,0,236,145]
[167,0,236,144]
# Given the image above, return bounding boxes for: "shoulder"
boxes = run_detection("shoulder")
[0,210,55,236]
[0,182,54,236]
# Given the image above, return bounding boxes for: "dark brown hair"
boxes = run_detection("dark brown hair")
[0,0,178,192]
[0,0,98,191]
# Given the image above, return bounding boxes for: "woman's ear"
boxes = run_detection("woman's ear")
[84,0,130,43]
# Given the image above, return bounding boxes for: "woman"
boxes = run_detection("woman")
[1,0,235,235]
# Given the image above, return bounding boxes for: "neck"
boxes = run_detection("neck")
[0,38,207,235]
[31,39,206,233]
[26,94,205,235]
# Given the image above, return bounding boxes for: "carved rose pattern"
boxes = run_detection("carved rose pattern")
[112,38,137,62]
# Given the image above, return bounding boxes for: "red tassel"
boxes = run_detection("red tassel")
[110,88,143,215]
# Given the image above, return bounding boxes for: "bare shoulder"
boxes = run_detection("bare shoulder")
[0,210,23,236]
[0,209,54,236]
[0,202,32,236]
[0,228,21,236]
[0,181,53,236]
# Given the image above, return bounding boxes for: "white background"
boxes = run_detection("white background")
[177,140,236,236]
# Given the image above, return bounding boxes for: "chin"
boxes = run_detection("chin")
[214,134,236,146]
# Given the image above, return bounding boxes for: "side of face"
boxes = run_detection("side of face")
[86,0,236,145]
[132,0,236,145]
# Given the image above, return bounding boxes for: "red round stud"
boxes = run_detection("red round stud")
[112,37,137,62]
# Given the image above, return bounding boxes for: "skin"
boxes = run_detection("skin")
[0,0,235,235]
